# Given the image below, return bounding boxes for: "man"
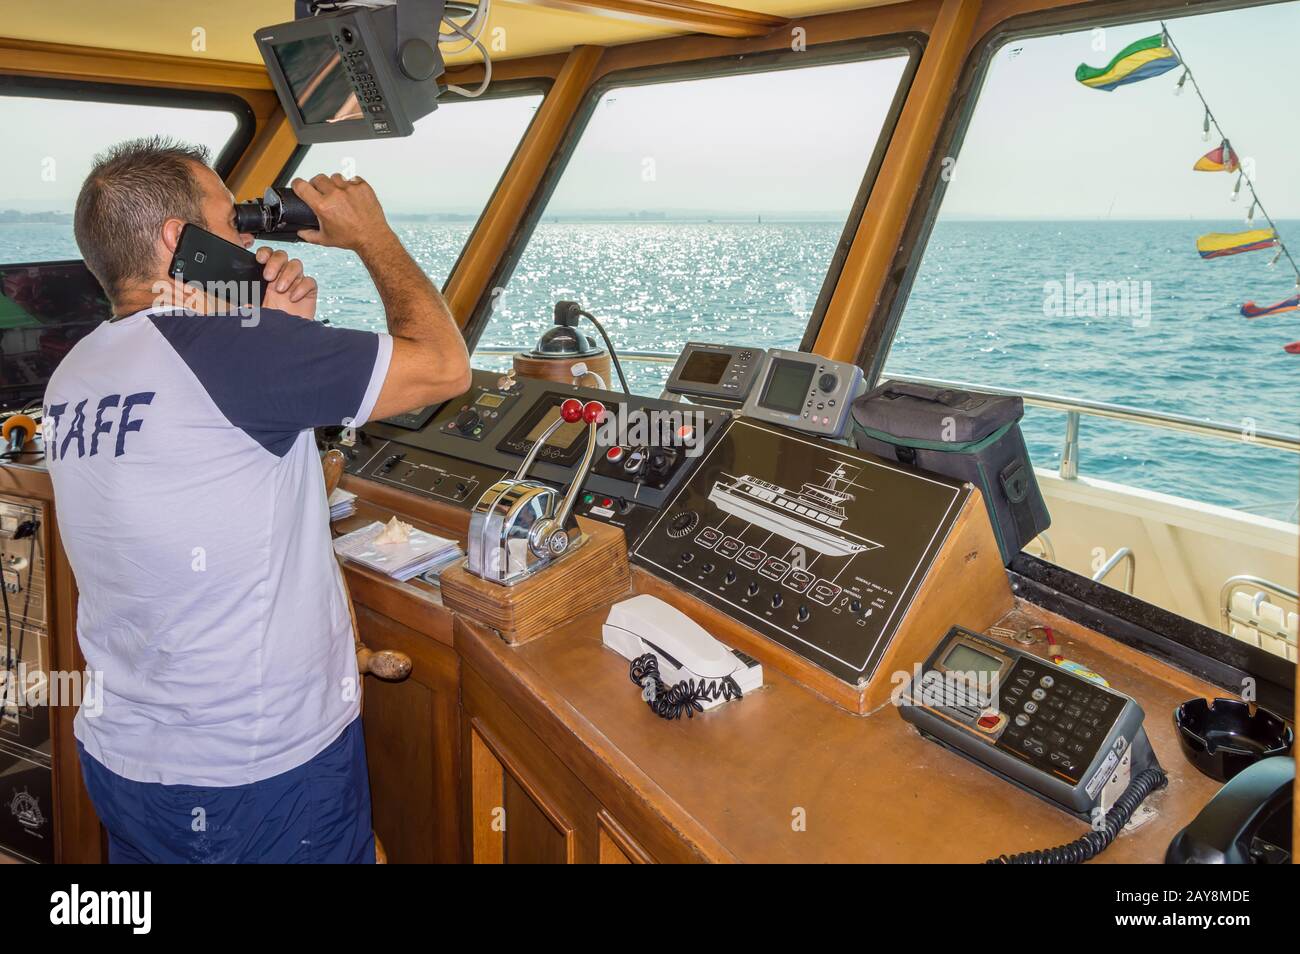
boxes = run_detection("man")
[43,136,470,863]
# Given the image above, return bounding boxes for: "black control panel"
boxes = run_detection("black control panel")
[346,439,508,507]
[331,370,730,534]
[497,389,705,491]
[383,404,439,430]
[438,377,526,443]
[592,443,686,490]
[497,389,593,465]
[632,419,969,685]
[570,492,662,543]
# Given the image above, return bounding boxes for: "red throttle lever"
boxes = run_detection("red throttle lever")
[559,398,606,425]
[535,399,608,558]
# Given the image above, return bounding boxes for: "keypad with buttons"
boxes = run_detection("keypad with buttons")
[333,36,391,124]
[993,658,1124,782]
[901,627,1151,819]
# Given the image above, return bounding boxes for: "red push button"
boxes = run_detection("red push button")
[976,713,1001,730]
[606,446,624,463]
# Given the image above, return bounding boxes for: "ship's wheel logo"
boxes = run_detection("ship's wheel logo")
[9,787,45,835]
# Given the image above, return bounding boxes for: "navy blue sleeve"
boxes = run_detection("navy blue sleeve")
[152,309,388,456]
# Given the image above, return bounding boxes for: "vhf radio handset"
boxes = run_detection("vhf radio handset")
[467,398,606,585]
[900,626,1167,863]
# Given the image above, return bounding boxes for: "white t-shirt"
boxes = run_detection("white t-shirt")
[43,306,393,786]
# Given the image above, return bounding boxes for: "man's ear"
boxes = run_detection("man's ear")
[161,218,188,255]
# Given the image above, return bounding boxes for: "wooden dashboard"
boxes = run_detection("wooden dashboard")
[334,473,1227,864]
[0,452,1254,864]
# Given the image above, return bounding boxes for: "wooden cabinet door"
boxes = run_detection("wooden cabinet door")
[353,605,461,863]
[468,724,578,863]
[462,665,656,864]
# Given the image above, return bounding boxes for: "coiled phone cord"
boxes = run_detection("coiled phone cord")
[984,765,1168,864]
[628,654,743,721]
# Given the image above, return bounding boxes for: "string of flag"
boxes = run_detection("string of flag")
[1075,24,1300,353]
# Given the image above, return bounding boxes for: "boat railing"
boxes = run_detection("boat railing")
[1220,575,1299,646]
[475,345,680,366]
[1092,546,1135,594]
[473,345,1300,489]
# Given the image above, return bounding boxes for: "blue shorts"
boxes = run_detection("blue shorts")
[78,718,375,864]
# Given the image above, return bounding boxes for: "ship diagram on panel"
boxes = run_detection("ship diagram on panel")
[634,419,967,685]
[706,460,881,559]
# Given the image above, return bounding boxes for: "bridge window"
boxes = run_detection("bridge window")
[472,46,914,394]
[0,83,249,263]
[282,88,544,327]
[881,3,1298,659]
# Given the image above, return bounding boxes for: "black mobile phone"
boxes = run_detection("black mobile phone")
[168,224,263,311]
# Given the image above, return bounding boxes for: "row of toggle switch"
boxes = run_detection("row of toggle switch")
[675,550,873,625]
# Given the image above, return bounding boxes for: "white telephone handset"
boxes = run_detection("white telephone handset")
[603,594,762,719]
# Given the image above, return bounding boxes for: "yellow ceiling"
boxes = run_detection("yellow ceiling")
[0,0,888,66]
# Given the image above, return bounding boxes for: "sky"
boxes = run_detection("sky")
[943,2,1300,220]
[0,99,239,213]
[540,55,908,217]
[1,1,1296,221]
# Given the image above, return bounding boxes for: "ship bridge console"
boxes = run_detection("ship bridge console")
[0,292,1285,867]
[335,355,964,696]
[306,339,1277,865]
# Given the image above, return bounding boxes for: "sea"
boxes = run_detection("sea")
[4,218,1297,521]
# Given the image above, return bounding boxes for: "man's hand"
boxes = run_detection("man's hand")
[256,247,317,320]
[291,174,395,256]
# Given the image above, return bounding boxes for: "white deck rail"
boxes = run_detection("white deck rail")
[473,346,1300,480]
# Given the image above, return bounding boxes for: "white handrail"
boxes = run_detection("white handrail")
[1092,547,1135,594]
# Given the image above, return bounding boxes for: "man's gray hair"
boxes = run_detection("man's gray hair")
[73,137,212,299]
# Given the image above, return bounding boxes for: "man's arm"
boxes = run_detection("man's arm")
[292,173,472,419]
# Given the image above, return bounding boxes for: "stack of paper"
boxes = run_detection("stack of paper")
[332,520,460,582]
[328,488,358,521]
[416,549,466,588]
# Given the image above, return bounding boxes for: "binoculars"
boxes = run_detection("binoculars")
[233,187,319,240]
